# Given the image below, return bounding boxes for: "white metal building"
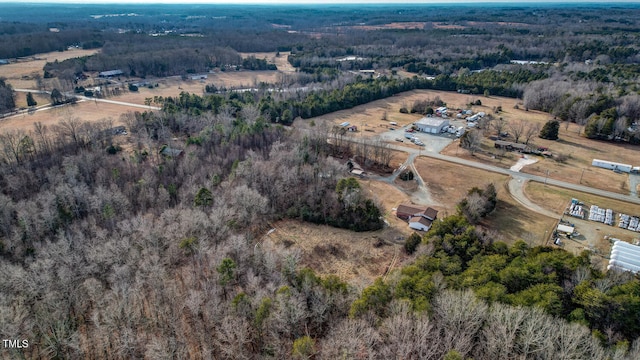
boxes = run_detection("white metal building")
[592,159,633,173]
[414,118,449,134]
[608,240,640,274]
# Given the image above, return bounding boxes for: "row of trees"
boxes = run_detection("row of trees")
[0,78,15,114]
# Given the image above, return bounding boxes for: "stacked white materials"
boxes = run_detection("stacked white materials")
[588,205,614,225]
[608,240,640,274]
[618,214,640,232]
[630,217,640,232]
[606,209,614,226]
[569,203,584,219]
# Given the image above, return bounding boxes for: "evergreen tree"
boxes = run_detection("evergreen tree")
[539,120,560,140]
[26,92,37,107]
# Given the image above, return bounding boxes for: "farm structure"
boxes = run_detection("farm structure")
[396,204,438,231]
[494,140,528,151]
[414,117,449,134]
[190,74,208,80]
[557,224,575,235]
[591,159,639,173]
[608,240,640,274]
[99,70,124,78]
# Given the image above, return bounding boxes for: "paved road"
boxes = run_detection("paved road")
[379,142,640,206]
[508,178,560,218]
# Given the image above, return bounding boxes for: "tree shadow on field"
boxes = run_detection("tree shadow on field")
[555,138,602,153]
[483,199,532,242]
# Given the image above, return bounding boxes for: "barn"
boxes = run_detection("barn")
[414,117,449,134]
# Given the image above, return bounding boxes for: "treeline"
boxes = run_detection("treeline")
[44,36,243,78]
[351,215,640,352]
[0,28,106,59]
[523,78,640,144]
[0,78,15,114]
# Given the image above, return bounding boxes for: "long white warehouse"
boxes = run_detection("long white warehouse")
[592,159,633,173]
[608,240,640,274]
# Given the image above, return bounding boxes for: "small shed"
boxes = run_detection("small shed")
[557,224,575,234]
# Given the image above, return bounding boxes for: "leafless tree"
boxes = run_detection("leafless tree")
[524,122,541,145]
[460,129,483,155]
[508,119,527,143]
[433,290,487,357]
[492,117,507,136]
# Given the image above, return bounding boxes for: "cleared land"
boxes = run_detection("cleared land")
[240,51,296,72]
[526,181,640,251]
[0,48,99,88]
[0,100,136,132]
[264,219,408,286]
[414,156,557,245]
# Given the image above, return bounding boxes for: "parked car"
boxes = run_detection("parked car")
[395,138,404,142]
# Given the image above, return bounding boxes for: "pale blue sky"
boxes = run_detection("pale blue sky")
[2,0,639,3]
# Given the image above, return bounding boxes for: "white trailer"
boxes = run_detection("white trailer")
[592,159,633,173]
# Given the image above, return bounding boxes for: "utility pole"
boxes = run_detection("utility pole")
[544,169,550,185]
[579,168,585,184]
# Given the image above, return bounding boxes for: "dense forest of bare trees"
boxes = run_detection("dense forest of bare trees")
[1,112,639,358]
[3,3,640,357]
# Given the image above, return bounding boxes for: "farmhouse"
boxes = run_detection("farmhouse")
[99,70,124,78]
[414,117,449,134]
[396,204,438,231]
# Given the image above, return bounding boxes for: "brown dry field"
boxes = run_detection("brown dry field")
[239,51,296,72]
[414,156,557,245]
[13,93,51,108]
[352,22,427,30]
[108,72,281,106]
[0,49,99,88]
[264,219,409,286]
[525,181,640,258]
[0,100,136,132]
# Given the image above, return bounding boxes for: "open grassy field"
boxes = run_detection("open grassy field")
[525,181,640,257]
[104,71,281,107]
[239,51,296,72]
[0,100,136,132]
[264,219,408,286]
[0,49,99,88]
[414,156,557,245]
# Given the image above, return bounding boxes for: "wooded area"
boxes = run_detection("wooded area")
[2,3,640,358]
